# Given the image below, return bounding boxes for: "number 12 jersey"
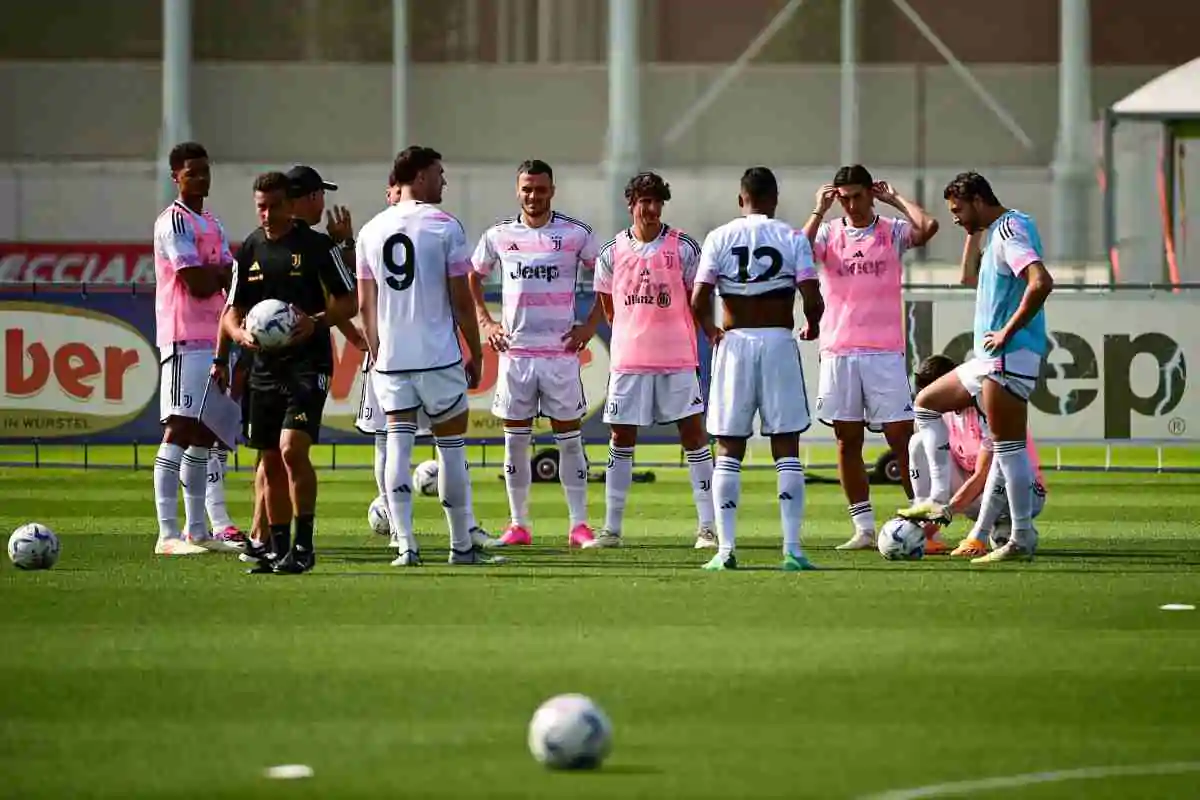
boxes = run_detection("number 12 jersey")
[696,214,817,296]
[357,199,473,373]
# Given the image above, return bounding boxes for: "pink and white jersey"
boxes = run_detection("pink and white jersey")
[697,214,817,296]
[472,211,598,358]
[357,200,472,372]
[812,216,912,356]
[153,200,233,353]
[596,225,701,374]
[947,407,1047,490]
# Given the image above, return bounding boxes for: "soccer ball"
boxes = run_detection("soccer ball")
[877,517,926,560]
[412,460,439,497]
[8,523,60,570]
[245,299,299,350]
[367,495,391,536]
[527,694,613,770]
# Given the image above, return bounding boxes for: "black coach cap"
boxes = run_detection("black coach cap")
[286,165,338,197]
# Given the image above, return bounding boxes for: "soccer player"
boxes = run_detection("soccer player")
[691,167,824,571]
[357,145,502,567]
[468,159,603,548]
[803,165,939,550]
[215,170,358,574]
[590,171,714,549]
[152,141,243,556]
[898,172,1054,564]
[355,169,496,550]
[908,355,1048,557]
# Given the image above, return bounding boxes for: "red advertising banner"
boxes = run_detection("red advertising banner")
[0,243,156,284]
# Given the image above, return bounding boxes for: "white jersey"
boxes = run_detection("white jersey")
[357,200,472,373]
[471,211,597,358]
[696,214,817,296]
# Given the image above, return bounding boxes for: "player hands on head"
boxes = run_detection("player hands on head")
[355,146,503,567]
[908,355,1049,558]
[803,164,939,552]
[690,166,825,572]
[589,171,715,550]
[897,171,1054,564]
[467,159,605,550]
[152,140,246,557]
[213,170,358,575]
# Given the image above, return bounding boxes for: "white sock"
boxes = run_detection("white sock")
[153,442,184,539]
[384,420,418,553]
[464,455,479,531]
[181,445,209,539]
[205,446,235,531]
[436,436,473,553]
[604,444,635,534]
[373,431,388,498]
[848,501,875,536]
[712,456,741,558]
[503,426,532,527]
[555,430,589,528]
[914,407,952,503]
[685,446,715,529]
[969,457,1007,543]
[777,457,806,557]
[907,429,931,505]
[994,439,1035,547]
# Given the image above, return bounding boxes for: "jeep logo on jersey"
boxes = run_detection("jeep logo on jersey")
[903,298,1193,441]
[834,259,887,278]
[509,264,561,282]
[1,301,157,437]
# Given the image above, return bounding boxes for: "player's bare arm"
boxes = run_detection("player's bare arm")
[562,298,603,352]
[357,275,379,361]
[467,271,507,352]
[983,261,1053,352]
[802,183,837,243]
[872,181,939,246]
[689,281,723,345]
[176,265,225,299]
[449,274,484,388]
[949,445,993,513]
[597,291,615,324]
[796,279,824,341]
[959,230,984,287]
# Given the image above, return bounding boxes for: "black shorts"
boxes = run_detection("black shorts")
[245,372,329,450]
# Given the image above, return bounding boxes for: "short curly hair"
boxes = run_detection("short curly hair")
[624,171,671,204]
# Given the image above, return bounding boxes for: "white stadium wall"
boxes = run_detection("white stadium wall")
[0,61,1174,267]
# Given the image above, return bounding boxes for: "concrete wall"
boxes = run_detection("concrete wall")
[0,61,1178,268]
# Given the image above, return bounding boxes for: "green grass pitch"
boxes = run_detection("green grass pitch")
[1,454,1199,799]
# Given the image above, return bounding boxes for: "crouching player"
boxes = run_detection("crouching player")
[907,355,1047,556]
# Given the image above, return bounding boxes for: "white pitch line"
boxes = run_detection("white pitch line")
[858,761,1200,800]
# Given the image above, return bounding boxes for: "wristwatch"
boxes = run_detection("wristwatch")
[340,237,355,250]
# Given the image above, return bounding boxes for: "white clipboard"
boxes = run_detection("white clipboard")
[198,377,242,452]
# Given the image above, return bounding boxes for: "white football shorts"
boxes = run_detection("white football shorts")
[955,348,1044,402]
[373,363,469,425]
[491,354,585,422]
[706,328,811,438]
[603,370,705,427]
[816,351,914,430]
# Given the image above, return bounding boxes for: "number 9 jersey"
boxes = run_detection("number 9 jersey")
[356,200,473,373]
[695,214,817,296]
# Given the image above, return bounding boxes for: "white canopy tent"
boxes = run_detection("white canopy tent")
[1103,57,1200,286]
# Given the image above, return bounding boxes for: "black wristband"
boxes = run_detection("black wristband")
[212,356,228,366]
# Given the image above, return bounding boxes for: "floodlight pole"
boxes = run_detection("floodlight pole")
[607,0,641,235]
[1050,0,1092,265]
[157,0,192,211]
[393,0,409,156]
[840,0,858,166]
